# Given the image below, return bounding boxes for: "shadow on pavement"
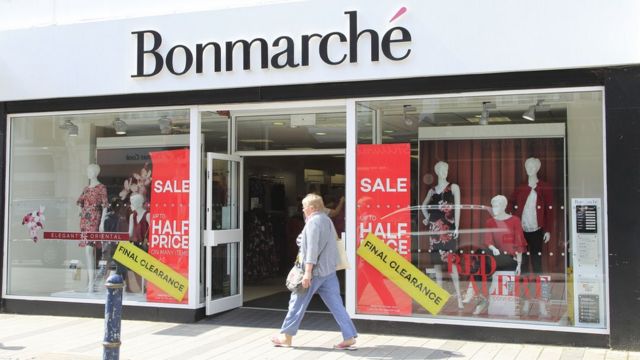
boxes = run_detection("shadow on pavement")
[283,345,463,359]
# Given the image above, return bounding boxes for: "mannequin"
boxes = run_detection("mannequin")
[77,164,108,292]
[421,161,463,309]
[99,197,128,284]
[127,193,149,293]
[510,157,554,317]
[510,157,554,274]
[471,195,526,315]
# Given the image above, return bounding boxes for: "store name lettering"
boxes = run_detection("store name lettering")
[151,220,189,249]
[153,179,190,193]
[126,153,150,161]
[360,177,408,192]
[132,10,412,77]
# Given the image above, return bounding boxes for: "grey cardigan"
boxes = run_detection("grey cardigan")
[300,212,338,277]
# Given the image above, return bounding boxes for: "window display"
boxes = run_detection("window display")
[6,109,190,303]
[355,90,606,329]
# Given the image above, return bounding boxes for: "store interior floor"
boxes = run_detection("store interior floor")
[240,155,345,311]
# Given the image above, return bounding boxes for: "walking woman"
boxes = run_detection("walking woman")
[271,193,358,350]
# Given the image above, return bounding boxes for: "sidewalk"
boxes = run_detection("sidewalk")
[0,308,638,360]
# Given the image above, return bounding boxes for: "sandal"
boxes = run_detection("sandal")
[333,339,357,350]
[271,335,291,348]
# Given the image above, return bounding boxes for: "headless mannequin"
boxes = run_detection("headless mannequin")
[79,164,107,293]
[421,161,463,309]
[127,194,149,293]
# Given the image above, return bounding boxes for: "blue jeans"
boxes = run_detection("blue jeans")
[280,273,358,340]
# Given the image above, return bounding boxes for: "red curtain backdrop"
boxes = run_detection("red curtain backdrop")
[418,138,565,274]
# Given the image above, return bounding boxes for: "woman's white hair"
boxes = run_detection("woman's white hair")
[302,193,325,211]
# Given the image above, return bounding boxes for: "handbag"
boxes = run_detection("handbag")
[336,236,350,271]
[285,258,305,292]
[333,225,351,271]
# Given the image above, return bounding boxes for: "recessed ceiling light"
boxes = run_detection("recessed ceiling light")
[383,130,395,134]
[239,139,274,143]
[315,132,327,136]
[272,121,285,126]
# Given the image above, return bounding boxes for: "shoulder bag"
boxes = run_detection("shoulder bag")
[286,257,306,292]
[333,224,350,271]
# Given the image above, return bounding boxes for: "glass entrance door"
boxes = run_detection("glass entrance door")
[204,152,243,315]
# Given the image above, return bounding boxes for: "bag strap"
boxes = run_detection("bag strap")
[330,220,340,241]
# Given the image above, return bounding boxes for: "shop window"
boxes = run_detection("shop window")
[202,111,230,153]
[357,104,375,144]
[355,90,606,329]
[6,109,192,304]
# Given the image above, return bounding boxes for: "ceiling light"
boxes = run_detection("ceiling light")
[315,132,327,136]
[383,130,395,134]
[522,104,536,121]
[239,139,274,143]
[522,100,545,121]
[68,123,78,136]
[59,119,78,137]
[479,102,492,125]
[112,117,128,135]
[402,104,416,126]
[272,121,285,126]
[158,116,172,134]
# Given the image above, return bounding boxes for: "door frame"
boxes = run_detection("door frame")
[196,100,348,314]
[204,152,243,315]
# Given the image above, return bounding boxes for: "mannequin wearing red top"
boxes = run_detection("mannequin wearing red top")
[510,157,554,317]
[471,195,526,315]
[126,193,149,293]
[510,157,554,275]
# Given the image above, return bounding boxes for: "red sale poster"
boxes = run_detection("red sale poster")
[146,148,190,303]
[356,143,412,315]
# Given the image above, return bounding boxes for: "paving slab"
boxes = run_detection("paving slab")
[0,309,639,360]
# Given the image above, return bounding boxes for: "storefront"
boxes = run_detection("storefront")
[1,0,639,351]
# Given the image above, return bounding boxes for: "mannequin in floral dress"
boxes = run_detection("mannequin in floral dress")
[421,161,463,309]
[77,163,108,292]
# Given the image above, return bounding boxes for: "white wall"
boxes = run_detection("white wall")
[0,0,297,30]
[1,0,639,102]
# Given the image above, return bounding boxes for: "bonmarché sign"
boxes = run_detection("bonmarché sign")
[132,10,412,77]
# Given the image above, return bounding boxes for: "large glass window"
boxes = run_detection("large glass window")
[7,109,192,304]
[355,90,607,329]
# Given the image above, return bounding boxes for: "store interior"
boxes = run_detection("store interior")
[241,155,345,310]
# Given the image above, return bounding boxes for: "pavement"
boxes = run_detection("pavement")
[0,308,639,360]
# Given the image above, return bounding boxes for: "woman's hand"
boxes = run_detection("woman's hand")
[302,273,312,289]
